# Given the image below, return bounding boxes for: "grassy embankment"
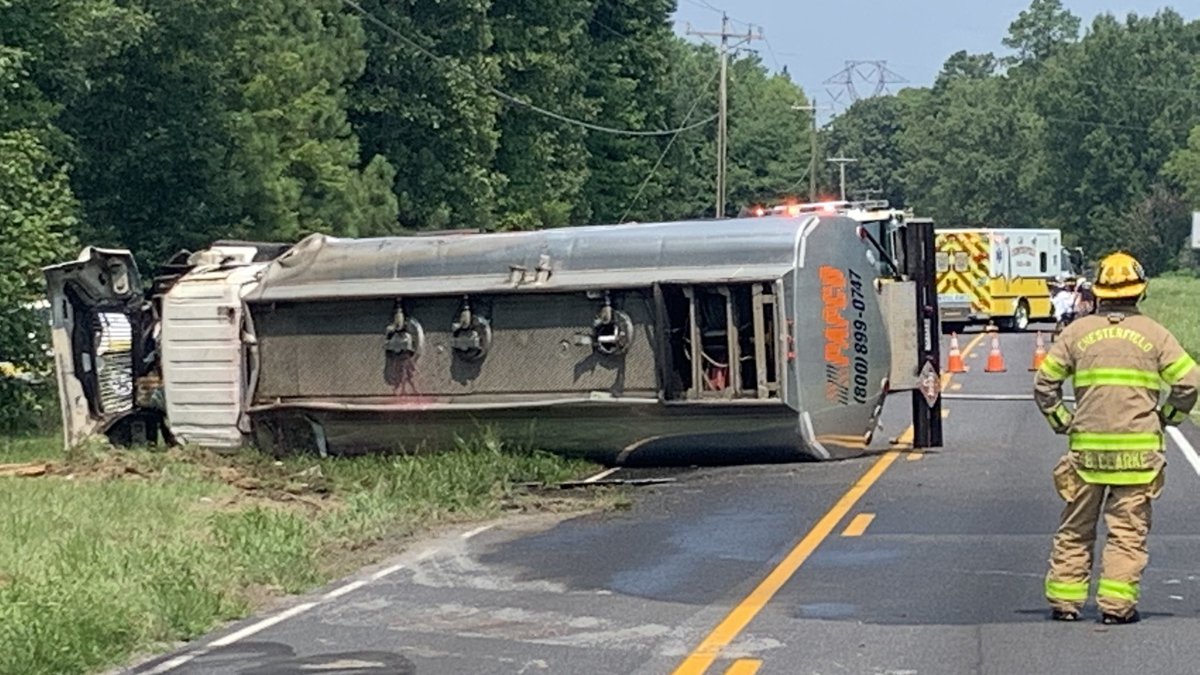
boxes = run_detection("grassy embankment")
[1142,275,1200,421]
[0,432,604,675]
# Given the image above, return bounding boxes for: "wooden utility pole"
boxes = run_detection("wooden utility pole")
[687,16,762,218]
[827,156,857,201]
[792,101,832,202]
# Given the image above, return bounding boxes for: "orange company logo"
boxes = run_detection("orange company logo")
[820,265,850,404]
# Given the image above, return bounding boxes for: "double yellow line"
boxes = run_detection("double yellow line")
[671,332,988,675]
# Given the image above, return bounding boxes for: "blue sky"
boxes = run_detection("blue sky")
[671,0,1197,115]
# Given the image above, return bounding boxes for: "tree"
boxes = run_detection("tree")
[1165,125,1200,207]
[899,76,1041,227]
[223,0,398,240]
[488,0,592,230]
[62,0,248,265]
[1002,0,1080,65]
[1030,10,1200,253]
[0,0,150,137]
[650,39,718,221]
[822,96,905,206]
[0,131,78,431]
[350,0,502,231]
[1117,186,1191,277]
[725,58,813,210]
[0,0,148,430]
[580,0,676,222]
[934,50,999,90]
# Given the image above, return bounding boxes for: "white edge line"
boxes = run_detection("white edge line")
[144,654,195,674]
[321,580,367,600]
[581,467,620,483]
[146,561,409,672]
[369,563,405,580]
[1167,426,1200,478]
[461,523,497,539]
[208,601,318,647]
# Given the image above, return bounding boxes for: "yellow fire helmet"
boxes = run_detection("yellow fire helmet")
[1092,251,1147,300]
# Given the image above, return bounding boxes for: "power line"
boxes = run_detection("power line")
[687,15,763,218]
[679,0,753,28]
[761,36,783,74]
[1041,115,1198,134]
[342,0,718,137]
[619,67,723,223]
[793,101,833,200]
[589,17,628,40]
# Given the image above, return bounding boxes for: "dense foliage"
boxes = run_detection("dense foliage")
[3,0,1199,429]
[823,0,1200,274]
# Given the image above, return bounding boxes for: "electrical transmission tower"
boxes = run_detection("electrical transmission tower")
[823,60,907,108]
[686,16,763,218]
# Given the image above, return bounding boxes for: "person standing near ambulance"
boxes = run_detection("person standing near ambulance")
[1034,252,1198,624]
[1051,278,1079,329]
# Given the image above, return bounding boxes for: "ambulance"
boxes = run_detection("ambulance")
[935,228,1081,332]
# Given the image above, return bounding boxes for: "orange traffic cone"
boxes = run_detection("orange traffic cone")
[985,333,1006,373]
[946,332,966,373]
[1029,332,1046,371]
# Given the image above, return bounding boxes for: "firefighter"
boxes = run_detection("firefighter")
[1034,251,1198,624]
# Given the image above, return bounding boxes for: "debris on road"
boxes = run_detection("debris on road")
[0,462,48,477]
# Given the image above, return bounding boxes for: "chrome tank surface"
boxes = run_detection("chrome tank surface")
[243,215,892,462]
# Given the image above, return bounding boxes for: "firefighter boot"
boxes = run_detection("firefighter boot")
[1101,609,1141,625]
[1052,609,1081,622]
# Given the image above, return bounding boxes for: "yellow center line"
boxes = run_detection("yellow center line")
[670,331,987,675]
[841,513,875,537]
[723,659,762,675]
[669,450,901,675]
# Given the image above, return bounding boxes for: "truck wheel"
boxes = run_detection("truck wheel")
[1010,300,1030,332]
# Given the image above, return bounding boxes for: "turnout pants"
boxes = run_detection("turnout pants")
[1045,455,1164,617]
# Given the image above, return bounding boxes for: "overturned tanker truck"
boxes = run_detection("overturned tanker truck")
[43,205,942,463]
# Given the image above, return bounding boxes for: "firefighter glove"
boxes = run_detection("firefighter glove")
[1160,403,1188,427]
[1045,404,1073,434]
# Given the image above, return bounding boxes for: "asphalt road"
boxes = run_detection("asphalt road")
[130,325,1200,675]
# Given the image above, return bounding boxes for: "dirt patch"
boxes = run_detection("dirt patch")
[30,448,339,512]
[0,462,49,477]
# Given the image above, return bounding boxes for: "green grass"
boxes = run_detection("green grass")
[0,432,599,675]
[1143,276,1200,422]
[1143,276,1200,359]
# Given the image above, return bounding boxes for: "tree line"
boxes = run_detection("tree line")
[0,0,809,428]
[822,0,1200,277]
[2,0,1199,429]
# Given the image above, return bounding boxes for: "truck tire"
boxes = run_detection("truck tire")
[1003,300,1030,332]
